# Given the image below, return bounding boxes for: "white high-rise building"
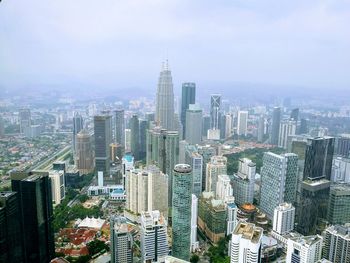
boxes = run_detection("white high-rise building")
[216,174,233,201]
[286,235,323,263]
[323,225,350,262]
[331,156,350,183]
[237,111,248,136]
[226,199,238,235]
[156,60,175,131]
[190,195,199,252]
[230,222,263,263]
[273,203,295,235]
[206,156,227,193]
[278,120,297,149]
[111,217,133,263]
[125,128,131,152]
[225,114,233,139]
[140,210,169,263]
[49,170,65,205]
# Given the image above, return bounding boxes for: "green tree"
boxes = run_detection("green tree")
[190,254,200,263]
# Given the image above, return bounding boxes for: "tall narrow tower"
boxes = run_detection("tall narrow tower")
[156,60,175,131]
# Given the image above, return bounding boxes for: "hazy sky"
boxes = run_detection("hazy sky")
[1,0,350,93]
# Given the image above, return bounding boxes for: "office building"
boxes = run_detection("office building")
[331,157,350,183]
[224,114,233,139]
[290,108,299,121]
[323,224,350,263]
[72,112,83,154]
[278,120,297,149]
[181,82,196,138]
[232,158,256,206]
[185,145,203,197]
[185,104,202,145]
[257,115,265,142]
[172,164,192,261]
[202,115,211,137]
[75,129,94,174]
[286,235,323,263]
[11,172,55,263]
[190,195,199,252]
[49,170,65,205]
[141,211,169,262]
[139,119,148,160]
[335,135,350,157]
[94,115,113,184]
[273,203,295,235]
[125,128,131,151]
[19,108,31,134]
[198,145,217,191]
[126,166,168,218]
[210,94,221,130]
[299,118,308,134]
[237,111,248,136]
[227,201,238,236]
[205,156,227,193]
[230,222,263,263]
[110,217,133,263]
[270,107,281,145]
[260,152,298,219]
[216,174,233,201]
[146,127,179,206]
[110,143,123,163]
[327,184,350,225]
[156,60,175,130]
[304,137,334,181]
[130,114,140,160]
[0,192,24,263]
[115,109,125,147]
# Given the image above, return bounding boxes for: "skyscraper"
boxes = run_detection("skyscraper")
[290,108,299,121]
[72,112,83,154]
[185,104,202,145]
[181,82,196,138]
[11,172,55,263]
[273,203,295,235]
[185,145,203,197]
[257,115,265,142]
[260,152,298,219]
[216,174,233,201]
[224,114,233,139]
[205,156,227,193]
[232,158,256,206]
[130,114,140,160]
[299,118,308,134]
[327,184,350,225]
[110,216,133,263]
[115,109,125,148]
[19,108,31,134]
[146,126,179,206]
[0,192,24,263]
[139,119,148,160]
[278,119,297,149]
[75,129,94,174]
[49,170,65,205]
[141,210,169,262]
[156,61,175,131]
[237,111,248,136]
[94,115,112,184]
[323,225,350,263]
[190,194,199,252]
[172,164,192,261]
[230,222,263,263]
[210,94,221,130]
[286,234,323,263]
[270,107,281,145]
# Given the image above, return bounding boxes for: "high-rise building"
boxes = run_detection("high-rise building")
[290,108,299,121]
[110,217,133,263]
[115,109,125,147]
[126,166,168,218]
[75,129,94,174]
[198,145,217,191]
[260,152,298,219]
[141,210,169,262]
[226,200,238,236]
[130,114,140,160]
[299,118,308,134]
[323,225,350,263]
[232,158,256,206]
[270,107,281,145]
[125,128,131,151]
[327,184,350,225]
[304,137,334,181]
[202,115,211,137]
[257,115,265,142]
[146,127,179,206]
[49,170,65,205]
[72,112,83,154]
[185,104,202,145]
[335,135,350,157]
[19,108,31,134]
[94,115,113,184]
[0,192,24,263]
[190,194,199,252]
[156,60,175,131]
[139,119,148,160]
[278,120,297,149]
[185,145,203,197]
[331,157,350,183]
[210,94,221,130]
[237,111,248,136]
[11,172,55,263]
[224,114,233,139]
[216,174,233,201]
[172,164,192,261]
[273,203,295,235]
[230,222,263,263]
[205,156,227,193]
[181,83,196,138]
[286,234,323,263]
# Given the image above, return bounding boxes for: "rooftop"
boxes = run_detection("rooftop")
[234,222,263,244]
